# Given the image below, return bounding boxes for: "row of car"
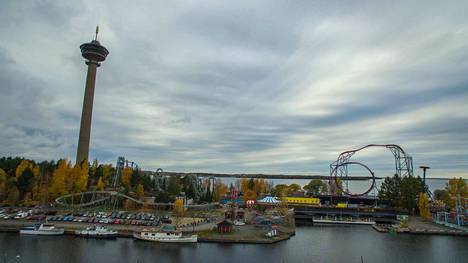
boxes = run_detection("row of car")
[0,209,173,226]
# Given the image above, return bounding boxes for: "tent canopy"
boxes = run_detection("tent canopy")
[258,196,280,204]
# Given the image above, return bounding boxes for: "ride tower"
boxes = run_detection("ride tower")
[76,26,109,164]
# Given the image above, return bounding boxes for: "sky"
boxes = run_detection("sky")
[0,0,467,178]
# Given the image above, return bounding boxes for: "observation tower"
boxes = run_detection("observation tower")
[76,26,109,164]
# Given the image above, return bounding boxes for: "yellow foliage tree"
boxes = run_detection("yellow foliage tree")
[6,184,19,206]
[172,198,185,227]
[418,192,431,220]
[15,160,31,178]
[135,184,144,199]
[0,168,7,201]
[121,167,133,189]
[240,178,250,192]
[443,177,468,209]
[76,161,89,192]
[97,177,104,190]
[49,159,70,200]
[243,189,256,202]
[101,164,114,187]
[69,164,82,193]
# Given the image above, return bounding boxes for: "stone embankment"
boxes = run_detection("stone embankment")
[372,216,468,236]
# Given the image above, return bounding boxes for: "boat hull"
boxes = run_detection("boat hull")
[133,233,197,243]
[20,229,64,235]
[75,232,118,239]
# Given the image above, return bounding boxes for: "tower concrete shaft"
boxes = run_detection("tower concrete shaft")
[76,28,109,165]
[76,61,99,164]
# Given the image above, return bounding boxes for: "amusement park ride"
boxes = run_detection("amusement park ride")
[57,144,419,209]
[330,144,414,197]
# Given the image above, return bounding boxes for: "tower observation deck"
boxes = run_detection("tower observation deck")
[76,26,109,164]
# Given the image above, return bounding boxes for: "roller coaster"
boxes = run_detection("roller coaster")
[55,190,218,210]
[55,156,216,210]
[330,144,414,196]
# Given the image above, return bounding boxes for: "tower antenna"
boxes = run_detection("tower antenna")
[95,25,99,41]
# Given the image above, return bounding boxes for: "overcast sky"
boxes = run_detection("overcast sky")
[0,0,467,178]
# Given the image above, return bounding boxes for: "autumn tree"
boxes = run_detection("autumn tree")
[443,177,468,209]
[240,178,250,193]
[97,177,104,190]
[418,192,431,220]
[135,184,145,199]
[243,189,256,201]
[172,198,185,227]
[49,159,71,200]
[121,167,133,190]
[0,168,7,202]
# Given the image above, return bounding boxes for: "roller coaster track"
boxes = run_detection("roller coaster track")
[330,144,414,196]
[55,191,218,209]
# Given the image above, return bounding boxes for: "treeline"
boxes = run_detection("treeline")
[0,157,120,205]
[378,174,468,214]
[0,156,231,206]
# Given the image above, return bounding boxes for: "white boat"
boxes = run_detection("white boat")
[75,225,118,238]
[233,220,245,226]
[20,224,64,235]
[133,225,197,243]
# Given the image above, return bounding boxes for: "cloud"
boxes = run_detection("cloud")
[0,0,467,179]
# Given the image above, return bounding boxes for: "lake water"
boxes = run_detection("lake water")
[1,225,466,263]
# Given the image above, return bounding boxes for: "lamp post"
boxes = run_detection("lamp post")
[419,166,430,185]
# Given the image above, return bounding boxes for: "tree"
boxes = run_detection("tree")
[243,189,256,201]
[121,167,133,189]
[0,168,6,201]
[303,179,327,196]
[288,183,303,195]
[418,192,431,220]
[329,178,343,196]
[77,160,89,192]
[272,184,289,197]
[378,175,401,207]
[5,181,19,205]
[135,184,144,199]
[443,177,468,209]
[49,159,70,200]
[400,176,427,214]
[240,178,250,193]
[16,168,34,200]
[172,198,185,227]
[97,177,104,190]
[167,176,181,196]
[433,189,447,200]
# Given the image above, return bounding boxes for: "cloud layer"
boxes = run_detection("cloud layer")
[1,0,467,178]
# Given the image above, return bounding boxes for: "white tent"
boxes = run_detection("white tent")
[258,196,280,204]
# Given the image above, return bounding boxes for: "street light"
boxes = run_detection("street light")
[419,166,430,185]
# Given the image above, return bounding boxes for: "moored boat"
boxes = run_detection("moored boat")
[75,225,118,238]
[133,225,197,243]
[20,224,64,236]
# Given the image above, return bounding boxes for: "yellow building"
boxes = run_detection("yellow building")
[283,197,320,205]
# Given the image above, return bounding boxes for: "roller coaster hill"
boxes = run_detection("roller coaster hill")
[55,157,215,211]
[296,144,423,223]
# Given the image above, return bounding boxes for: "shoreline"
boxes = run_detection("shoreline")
[0,220,293,244]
